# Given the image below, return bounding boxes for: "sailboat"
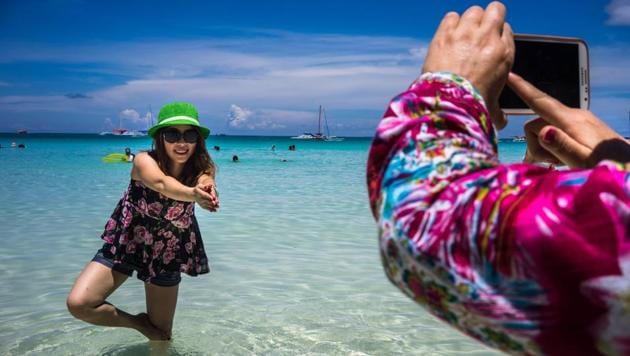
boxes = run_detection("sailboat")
[291,105,343,141]
[100,115,128,136]
[112,115,129,135]
[137,106,154,136]
[99,107,152,137]
[123,106,153,137]
[120,107,153,137]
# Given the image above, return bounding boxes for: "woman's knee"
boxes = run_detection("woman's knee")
[66,292,97,320]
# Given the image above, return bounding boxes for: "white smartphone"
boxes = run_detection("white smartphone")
[500,34,590,115]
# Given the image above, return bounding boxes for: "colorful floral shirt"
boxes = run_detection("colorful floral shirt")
[367,72,630,355]
[101,180,209,283]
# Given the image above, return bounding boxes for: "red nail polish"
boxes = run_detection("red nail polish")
[543,129,556,143]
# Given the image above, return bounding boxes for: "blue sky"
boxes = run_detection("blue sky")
[0,0,629,137]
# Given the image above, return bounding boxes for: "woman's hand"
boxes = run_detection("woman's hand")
[422,1,514,129]
[196,174,219,212]
[204,184,220,211]
[193,184,219,212]
[508,72,629,168]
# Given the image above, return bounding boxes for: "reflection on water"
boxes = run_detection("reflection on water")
[100,341,195,356]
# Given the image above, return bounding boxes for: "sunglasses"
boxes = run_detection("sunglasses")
[163,128,199,144]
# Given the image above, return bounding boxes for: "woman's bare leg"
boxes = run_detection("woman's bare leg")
[145,282,179,340]
[66,261,168,340]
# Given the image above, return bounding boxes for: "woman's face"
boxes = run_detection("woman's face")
[161,125,198,167]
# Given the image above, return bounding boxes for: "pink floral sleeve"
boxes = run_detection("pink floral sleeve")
[367,72,630,355]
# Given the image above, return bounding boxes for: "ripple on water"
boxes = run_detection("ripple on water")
[0,135,509,355]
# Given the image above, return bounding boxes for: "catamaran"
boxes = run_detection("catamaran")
[291,105,343,141]
[100,107,153,137]
[100,115,129,136]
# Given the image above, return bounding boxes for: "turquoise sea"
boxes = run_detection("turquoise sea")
[0,134,526,355]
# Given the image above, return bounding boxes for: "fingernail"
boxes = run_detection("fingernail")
[542,128,556,143]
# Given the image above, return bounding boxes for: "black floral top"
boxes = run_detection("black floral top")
[100,180,209,282]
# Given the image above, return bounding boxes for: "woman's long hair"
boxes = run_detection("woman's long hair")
[149,127,216,187]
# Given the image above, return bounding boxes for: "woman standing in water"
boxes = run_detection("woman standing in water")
[67,102,219,340]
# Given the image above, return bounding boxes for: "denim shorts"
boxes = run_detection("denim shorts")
[92,250,181,287]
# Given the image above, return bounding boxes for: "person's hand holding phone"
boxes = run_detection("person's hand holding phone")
[422,1,514,130]
[508,72,629,168]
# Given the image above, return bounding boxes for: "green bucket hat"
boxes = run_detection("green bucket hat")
[148,102,210,138]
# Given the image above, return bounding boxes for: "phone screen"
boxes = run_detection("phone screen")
[500,40,581,109]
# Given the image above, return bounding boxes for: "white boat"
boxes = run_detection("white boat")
[121,130,147,137]
[99,128,141,136]
[291,105,344,141]
[99,116,129,136]
[99,107,152,137]
[512,135,526,142]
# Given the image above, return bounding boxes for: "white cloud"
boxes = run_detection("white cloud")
[115,108,154,130]
[0,95,87,112]
[606,0,630,25]
[28,31,421,134]
[590,95,630,135]
[590,44,630,88]
[227,104,253,128]
[119,108,140,122]
[1,29,628,135]
[409,46,428,59]
[226,105,322,131]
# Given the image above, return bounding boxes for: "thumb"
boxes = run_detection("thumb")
[487,100,507,130]
[538,126,591,168]
[195,185,212,199]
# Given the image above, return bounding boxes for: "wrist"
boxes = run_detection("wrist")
[412,71,497,147]
[415,72,486,107]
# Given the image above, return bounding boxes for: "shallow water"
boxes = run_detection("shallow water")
[0,134,523,355]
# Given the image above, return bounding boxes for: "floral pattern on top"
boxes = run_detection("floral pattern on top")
[367,72,630,355]
[101,180,209,283]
